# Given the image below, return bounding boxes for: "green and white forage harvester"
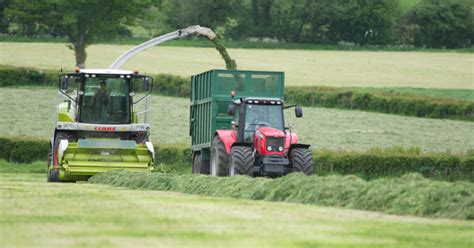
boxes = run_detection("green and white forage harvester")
[48,25,216,182]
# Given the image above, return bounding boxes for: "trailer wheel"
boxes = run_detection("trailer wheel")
[192,153,210,174]
[290,148,313,175]
[210,136,229,176]
[229,146,254,176]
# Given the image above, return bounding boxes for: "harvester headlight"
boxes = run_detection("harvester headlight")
[278,146,283,152]
[267,146,272,151]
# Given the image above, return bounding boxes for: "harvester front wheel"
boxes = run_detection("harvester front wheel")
[290,148,313,175]
[229,146,254,176]
[192,153,210,174]
[210,136,229,176]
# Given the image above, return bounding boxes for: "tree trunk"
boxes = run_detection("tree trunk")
[73,42,87,69]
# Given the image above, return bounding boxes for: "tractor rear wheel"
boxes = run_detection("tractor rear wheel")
[290,148,313,175]
[229,146,254,176]
[210,136,229,176]
[192,153,210,174]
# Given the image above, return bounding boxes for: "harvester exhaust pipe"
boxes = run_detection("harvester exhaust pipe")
[109,25,216,69]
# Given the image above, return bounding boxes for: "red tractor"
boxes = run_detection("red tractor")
[211,97,313,177]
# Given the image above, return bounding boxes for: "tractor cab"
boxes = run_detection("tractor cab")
[228,97,303,145]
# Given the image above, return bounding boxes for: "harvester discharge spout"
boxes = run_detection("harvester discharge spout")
[109,25,216,69]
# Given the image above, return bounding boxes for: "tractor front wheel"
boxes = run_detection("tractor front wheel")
[210,136,229,176]
[229,146,254,176]
[290,148,313,175]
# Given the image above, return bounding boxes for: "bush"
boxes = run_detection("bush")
[89,170,474,220]
[285,86,474,121]
[0,137,471,182]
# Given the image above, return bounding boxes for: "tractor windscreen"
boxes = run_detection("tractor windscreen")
[244,104,283,141]
[80,77,130,124]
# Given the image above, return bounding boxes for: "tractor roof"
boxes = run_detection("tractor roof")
[79,69,135,75]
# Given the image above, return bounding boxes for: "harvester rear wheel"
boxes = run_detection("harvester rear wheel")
[192,153,210,174]
[229,146,254,176]
[210,136,229,176]
[290,148,313,175]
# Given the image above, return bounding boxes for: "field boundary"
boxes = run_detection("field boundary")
[1,65,472,121]
[2,138,472,182]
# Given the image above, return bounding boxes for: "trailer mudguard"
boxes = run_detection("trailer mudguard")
[215,130,237,153]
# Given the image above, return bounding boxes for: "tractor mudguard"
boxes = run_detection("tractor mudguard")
[285,132,299,150]
[215,130,237,153]
[288,143,311,153]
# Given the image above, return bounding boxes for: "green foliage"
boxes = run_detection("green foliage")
[407,0,474,48]
[285,86,474,121]
[0,159,45,173]
[314,149,474,182]
[1,137,471,182]
[89,170,474,220]
[0,138,49,163]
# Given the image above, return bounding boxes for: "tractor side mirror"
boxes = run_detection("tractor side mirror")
[295,105,303,118]
[144,77,152,91]
[60,76,69,90]
[227,104,236,115]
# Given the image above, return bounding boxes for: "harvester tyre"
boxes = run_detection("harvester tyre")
[210,136,229,176]
[47,132,69,183]
[290,148,313,175]
[229,146,254,176]
[192,153,210,175]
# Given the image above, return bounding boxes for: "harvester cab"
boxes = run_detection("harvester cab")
[48,69,155,182]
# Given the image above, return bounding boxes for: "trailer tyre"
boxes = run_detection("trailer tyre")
[210,136,229,176]
[229,146,254,176]
[192,153,210,174]
[290,148,313,175]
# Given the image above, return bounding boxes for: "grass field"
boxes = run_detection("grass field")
[0,42,472,89]
[1,172,473,247]
[1,87,473,152]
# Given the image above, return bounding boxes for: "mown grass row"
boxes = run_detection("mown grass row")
[89,170,474,220]
[2,138,472,182]
[1,65,473,121]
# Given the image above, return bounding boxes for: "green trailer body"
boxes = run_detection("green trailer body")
[189,69,285,160]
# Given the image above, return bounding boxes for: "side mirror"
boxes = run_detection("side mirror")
[227,104,236,115]
[144,77,152,91]
[60,76,69,90]
[295,105,303,118]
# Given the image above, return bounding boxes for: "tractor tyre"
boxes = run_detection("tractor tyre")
[192,153,210,175]
[210,136,229,176]
[290,148,313,175]
[229,146,254,176]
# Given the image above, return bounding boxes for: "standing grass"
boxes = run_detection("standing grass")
[0,42,472,89]
[1,87,473,152]
[1,172,473,247]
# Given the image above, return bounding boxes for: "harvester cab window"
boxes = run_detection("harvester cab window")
[244,104,283,141]
[80,76,130,124]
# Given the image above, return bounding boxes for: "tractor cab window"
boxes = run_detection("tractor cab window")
[80,76,130,124]
[244,104,283,141]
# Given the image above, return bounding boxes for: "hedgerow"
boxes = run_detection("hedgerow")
[1,66,472,121]
[89,170,474,220]
[1,138,472,182]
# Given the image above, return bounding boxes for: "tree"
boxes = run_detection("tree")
[409,0,473,48]
[6,0,148,68]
